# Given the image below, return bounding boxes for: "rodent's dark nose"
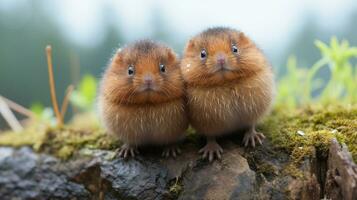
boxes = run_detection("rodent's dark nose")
[216,54,226,66]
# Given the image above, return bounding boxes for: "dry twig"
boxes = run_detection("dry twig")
[60,84,74,118]
[0,96,23,132]
[0,95,35,118]
[46,45,63,125]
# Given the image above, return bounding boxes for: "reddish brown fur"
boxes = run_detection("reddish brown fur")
[102,41,184,105]
[181,27,275,137]
[98,40,188,146]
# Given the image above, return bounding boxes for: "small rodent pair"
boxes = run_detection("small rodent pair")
[98,27,275,161]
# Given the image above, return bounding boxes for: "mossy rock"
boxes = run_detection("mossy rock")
[0,104,356,163]
[0,123,120,160]
[260,104,357,163]
[0,104,356,199]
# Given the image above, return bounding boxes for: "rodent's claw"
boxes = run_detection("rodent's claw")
[116,144,138,159]
[199,139,223,162]
[162,146,181,158]
[243,130,265,148]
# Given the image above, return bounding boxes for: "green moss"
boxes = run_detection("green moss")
[40,127,120,159]
[0,128,47,151]
[256,162,278,176]
[283,164,305,179]
[169,177,183,198]
[260,104,357,167]
[0,104,355,163]
[0,123,120,160]
[185,126,201,144]
[57,145,75,159]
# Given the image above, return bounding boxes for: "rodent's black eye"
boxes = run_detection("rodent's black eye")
[232,44,239,54]
[159,63,166,73]
[128,65,135,76]
[200,49,207,60]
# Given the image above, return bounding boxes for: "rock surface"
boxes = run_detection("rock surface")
[324,139,357,200]
[0,147,90,200]
[0,139,356,200]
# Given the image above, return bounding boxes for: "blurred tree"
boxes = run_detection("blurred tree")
[0,1,124,128]
[150,6,183,53]
[0,1,70,128]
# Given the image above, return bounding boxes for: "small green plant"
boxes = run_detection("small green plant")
[315,37,357,103]
[30,102,56,125]
[277,37,357,108]
[70,74,98,111]
[276,56,307,108]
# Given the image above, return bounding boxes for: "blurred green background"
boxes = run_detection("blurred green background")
[0,0,357,129]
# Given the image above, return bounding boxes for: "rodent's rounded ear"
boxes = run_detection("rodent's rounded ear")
[167,49,177,63]
[113,49,123,64]
[185,39,196,51]
[237,32,251,46]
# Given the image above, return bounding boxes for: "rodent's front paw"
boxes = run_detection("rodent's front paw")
[199,140,223,162]
[242,130,265,147]
[162,146,181,158]
[116,144,139,159]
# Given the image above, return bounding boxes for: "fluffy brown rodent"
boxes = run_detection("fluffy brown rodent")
[98,40,188,158]
[181,27,275,161]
